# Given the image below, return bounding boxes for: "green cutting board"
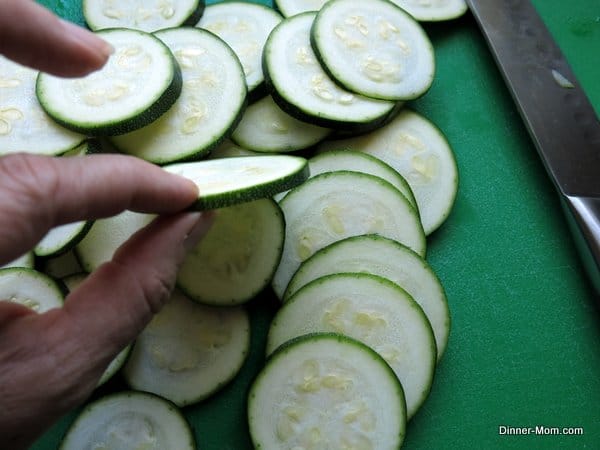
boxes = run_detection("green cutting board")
[32,0,600,449]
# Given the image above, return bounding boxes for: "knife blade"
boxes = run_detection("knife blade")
[467,0,600,294]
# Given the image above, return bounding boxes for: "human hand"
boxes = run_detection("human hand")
[0,2,214,448]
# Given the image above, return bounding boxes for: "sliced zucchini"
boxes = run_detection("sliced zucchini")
[34,221,93,258]
[310,150,417,209]
[197,1,282,99]
[392,0,468,22]
[76,211,155,272]
[1,252,34,270]
[285,234,450,359]
[0,56,85,156]
[83,0,205,32]
[177,199,284,306]
[263,12,396,130]
[207,139,262,159]
[249,333,406,449]
[317,109,459,234]
[123,290,250,406]
[62,272,132,387]
[272,170,425,298]
[311,0,435,100]
[268,273,436,418]
[36,29,182,136]
[110,27,247,164]
[0,267,64,313]
[231,95,331,153]
[163,155,309,210]
[59,391,195,450]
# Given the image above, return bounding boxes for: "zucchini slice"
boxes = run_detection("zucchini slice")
[231,96,331,153]
[123,290,250,406]
[76,211,155,272]
[263,12,396,130]
[36,28,182,136]
[285,234,450,359]
[40,250,83,279]
[317,109,459,235]
[82,0,205,32]
[207,139,262,159]
[177,198,285,306]
[272,170,425,298]
[0,267,64,313]
[59,391,195,450]
[163,155,309,210]
[311,0,435,100]
[197,1,282,100]
[34,221,93,258]
[1,252,34,270]
[110,27,247,164]
[268,273,436,418]
[249,333,406,449]
[0,56,85,156]
[393,0,468,22]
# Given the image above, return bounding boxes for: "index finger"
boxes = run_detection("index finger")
[0,153,198,263]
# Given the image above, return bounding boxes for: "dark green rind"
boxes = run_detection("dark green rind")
[58,391,196,450]
[310,0,435,101]
[36,29,183,137]
[248,332,407,450]
[185,158,310,211]
[262,13,396,131]
[177,199,285,306]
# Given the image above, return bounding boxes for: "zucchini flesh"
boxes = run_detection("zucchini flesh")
[272,170,425,298]
[311,0,435,100]
[268,273,436,418]
[0,268,64,313]
[0,56,85,156]
[123,290,250,406]
[177,198,285,306]
[111,27,247,164]
[249,333,406,449]
[36,29,182,136]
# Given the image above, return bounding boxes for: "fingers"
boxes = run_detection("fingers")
[0,0,112,77]
[60,211,214,366]
[0,153,199,264]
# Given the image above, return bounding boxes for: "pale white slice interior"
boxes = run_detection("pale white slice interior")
[0,268,64,313]
[392,0,468,21]
[265,13,394,125]
[1,252,34,269]
[231,96,330,153]
[123,290,250,405]
[317,109,458,234]
[274,0,331,17]
[38,29,175,128]
[76,211,155,272]
[197,1,282,91]
[313,0,435,100]
[268,274,436,418]
[163,155,307,198]
[285,234,450,359]
[111,27,246,163]
[0,56,84,155]
[60,392,195,450]
[83,0,201,32]
[178,199,284,305]
[249,334,406,449]
[272,171,425,298]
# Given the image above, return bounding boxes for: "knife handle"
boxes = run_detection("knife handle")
[563,195,600,295]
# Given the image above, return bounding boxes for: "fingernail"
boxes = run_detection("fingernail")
[183,211,215,252]
[61,19,114,59]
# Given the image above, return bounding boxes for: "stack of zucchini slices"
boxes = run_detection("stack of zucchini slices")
[0,0,463,448]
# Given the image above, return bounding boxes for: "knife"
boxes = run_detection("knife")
[466,0,600,294]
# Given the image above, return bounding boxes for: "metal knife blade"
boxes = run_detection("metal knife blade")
[467,0,600,293]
